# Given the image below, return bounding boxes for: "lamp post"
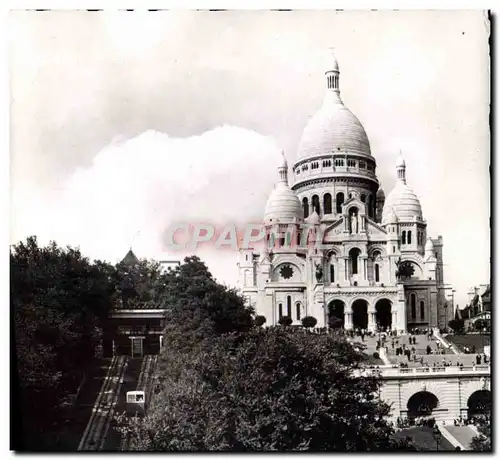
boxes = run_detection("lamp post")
[432,425,442,451]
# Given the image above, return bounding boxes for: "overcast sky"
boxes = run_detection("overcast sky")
[9,10,490,307]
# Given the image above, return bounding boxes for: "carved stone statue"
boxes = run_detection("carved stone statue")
[350,213,358,234]
[315,262,323,282]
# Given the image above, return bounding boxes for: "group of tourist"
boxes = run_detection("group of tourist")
[453,415,489,427]
[395,416,436,429]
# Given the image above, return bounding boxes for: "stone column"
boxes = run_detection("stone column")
[391,310,397,332]
[368,308,376,332]
[363,257,367,280]
[344,306,353,330]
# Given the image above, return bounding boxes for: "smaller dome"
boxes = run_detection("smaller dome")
[382,182,423,224]
[264,183,302,223]
[305,209,320,225]
[376,187,385,198]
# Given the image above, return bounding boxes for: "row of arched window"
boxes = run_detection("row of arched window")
[278,296,302,321]
[417,231,425,245]
[302,192,374,218]
[294,158,377,175]
[410,293,425,321]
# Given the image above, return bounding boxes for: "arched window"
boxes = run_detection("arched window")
[330,264,335,283]
[336,192,344,213]
[312,195,320,214]
[368,195,374,218]
[349,248,360,275]
[278,303,283,320]
[411,294,416,320]
[323,193,332,214]
[279,236,285,247]
[296,232,301,246]
[375,264,380,282]
[402,231,407,245]
[302,197,309,218]
[361,194,366,203]
[287,296,292,318]
[296,302,301,321]
[408,231,412,244]
[420,301,425,321]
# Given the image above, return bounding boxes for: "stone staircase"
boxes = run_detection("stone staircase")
[441,425,477,450]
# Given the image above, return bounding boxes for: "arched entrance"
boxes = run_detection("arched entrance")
[467,390,491,418]
[375,299,392,331]
[328,300,345,329]
[407,391,439,419]
[352,299,368,330]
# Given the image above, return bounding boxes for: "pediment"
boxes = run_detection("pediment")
[365,219,388,238]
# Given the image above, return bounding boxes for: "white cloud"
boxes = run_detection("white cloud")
[11,126,282,287]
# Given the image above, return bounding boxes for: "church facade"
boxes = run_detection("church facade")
[238,52,448,333]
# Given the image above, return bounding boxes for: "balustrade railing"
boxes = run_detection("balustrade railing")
[357,365,490,378]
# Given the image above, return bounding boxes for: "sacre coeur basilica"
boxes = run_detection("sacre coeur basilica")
[238,52,448,334]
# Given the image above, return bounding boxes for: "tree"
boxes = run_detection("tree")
[118,328,415,451]
[470,424,491,451]
[254,315,267,327]
[301,316,317,329]
[474,319,490,333]
[448,319,465,334]
[278,316,293,326]
[160,256,254,353]
[11,236,116,450]
[395,259,415,281]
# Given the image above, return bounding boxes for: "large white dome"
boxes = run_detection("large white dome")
[297,94,372,161]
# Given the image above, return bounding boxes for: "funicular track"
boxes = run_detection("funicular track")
[119,355,158,451]
[77,356,128,451]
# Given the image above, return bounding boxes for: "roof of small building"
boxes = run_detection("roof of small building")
[121,249,140,266]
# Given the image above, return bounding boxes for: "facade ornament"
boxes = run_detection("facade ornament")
[315,262,323,282]
[350,212,359,234]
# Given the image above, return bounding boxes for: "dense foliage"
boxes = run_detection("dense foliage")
[254,315,267,327]
[278,315,293,326]
[470,423,491,451]
[159,256,254,353]
[301,316,317,328]
[119,328,414,451]
[448,319,465,334]
[11,237,116,449]
[473,319,490,332]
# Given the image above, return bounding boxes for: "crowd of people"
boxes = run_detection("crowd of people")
[395,416,436,429]
[453,414,489,427]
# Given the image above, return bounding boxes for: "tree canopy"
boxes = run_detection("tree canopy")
[119,327,413,451]
[470,423,491,451]
[11,236,117,449]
